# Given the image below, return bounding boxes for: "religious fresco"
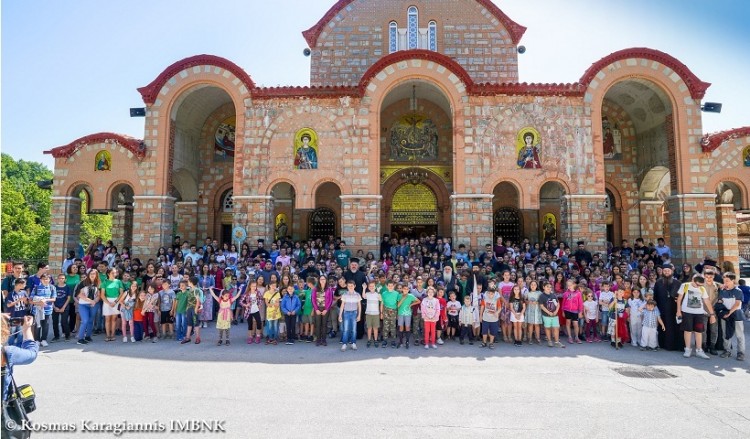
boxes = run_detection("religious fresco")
[515,127,542,169]
[274,214,289,239]
[389,113,438,161]
[602,116,622,160]
[214,116,236,158]
[744,146,750,167]
[293,128,319,169]
[542,213,557,241]
[95,150,111,171]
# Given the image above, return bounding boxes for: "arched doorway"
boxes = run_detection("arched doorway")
[308,208,336,240]
[379,79,453,238]
[109,183,135,251]
[492,182,522,245]
[390,183,438,239]
[219,189,233,245]
[539,181,565,244]
[271,182,296,240]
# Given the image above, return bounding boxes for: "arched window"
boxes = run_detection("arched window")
[222,189,234,212]
[407,6,418,49]
[308,208,336,240]
[389,21,398,54]
[428,20,437,51]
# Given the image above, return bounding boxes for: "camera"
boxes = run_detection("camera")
[9,315,33,326]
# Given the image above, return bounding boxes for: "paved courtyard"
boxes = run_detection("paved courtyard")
[14,325,750,439]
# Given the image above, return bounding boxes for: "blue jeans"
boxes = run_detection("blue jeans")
[600,310,609,336]
[175,312,187,340]
[93,301,103,331]
[78,304,95,340]
[266,319,279,340]
[342,311,357,344]
[8,325,22,347]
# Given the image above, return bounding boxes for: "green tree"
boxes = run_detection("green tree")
[79,192,112,247]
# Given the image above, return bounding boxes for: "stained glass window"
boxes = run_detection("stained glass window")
[407,6,418,49]
[389,21,398,53]
[222,189,234,212]
[428,21,437,51]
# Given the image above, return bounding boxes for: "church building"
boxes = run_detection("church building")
[45,0,750,271]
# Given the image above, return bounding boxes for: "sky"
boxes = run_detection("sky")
[2,0,749,170]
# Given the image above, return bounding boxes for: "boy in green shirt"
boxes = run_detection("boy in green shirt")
[381,280,400,348]
[174,280,189,342]
[397,283,420,349]
[299,277,315,342]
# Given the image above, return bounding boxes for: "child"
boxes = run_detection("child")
[281,284,302,345]
[211,284,242,345]
[539,282,565,348]
[143,283,160,342]
[233,275,247,325]
[582,290,599,343]
[396,283,419,349]
[6,279,29,347]
[627,289,646,348]
[469,283,484,340]
[598,281,614,340]
[608,288,629,349]
[435,287,448,345]
[119,281,137,343]
[480,288,503,349]
[562,280,583,345]
[458,295,476,345]
[380,280,399,348]
[339,280,363,351]
[174,280,189,343]
[524,280,543,345]
[264,283,282,345]
[640,299,665,351]
[509,285,526,346]
[421,287,440,349]
[133,290,146,342]
[299,277,315,343]
[182,277,204,344]
[241,281,264,344]
[159,280,175,339]
[363,281,383,347]
[445,291,461,341]
[52,274,72,342]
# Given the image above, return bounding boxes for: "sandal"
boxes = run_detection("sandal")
[195,337,201,344]
[217,340,223,345]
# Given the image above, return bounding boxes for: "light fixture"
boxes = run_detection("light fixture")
[130,107,146,117]
[701,102,722,113]
[401,168,428,185]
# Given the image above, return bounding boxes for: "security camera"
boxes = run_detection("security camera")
[517,45,526,54]
[303,48,311,56]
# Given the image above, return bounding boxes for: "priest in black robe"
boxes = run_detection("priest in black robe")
[654,264,683,351]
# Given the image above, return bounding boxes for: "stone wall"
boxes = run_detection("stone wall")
[451,195,493,249]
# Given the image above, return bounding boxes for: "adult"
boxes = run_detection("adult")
[573,241,593,267]
[1,263,26,315]
[718,272,745,361]
[2,315,38,402]
[653,264,682,351]
[654,237,671,259]
[700,268,721,355]
[74,268,101,345]
[312,275,333,346]
[101,268,124,342]
[441,265,458,294]
[334,242,352,269]
[676,274,715,359]
[251,239,270,261]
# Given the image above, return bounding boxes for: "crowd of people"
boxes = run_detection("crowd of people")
[2,234,748,361]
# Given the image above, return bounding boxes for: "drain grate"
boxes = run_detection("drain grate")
[614,366,677,379]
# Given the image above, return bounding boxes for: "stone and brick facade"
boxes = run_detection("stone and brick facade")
[44,0,749,272]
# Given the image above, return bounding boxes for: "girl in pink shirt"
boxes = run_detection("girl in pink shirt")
[421,287,440,349]
[562,280,583,344]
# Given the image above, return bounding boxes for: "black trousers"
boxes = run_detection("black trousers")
[52,308,71,338]
[459,324,475,341]
[285,315,297,340]
[35,315,50,342]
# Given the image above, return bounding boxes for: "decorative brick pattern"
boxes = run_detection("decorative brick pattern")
[561,195,607,254]
[49,197,82,272]
[131,196,176,258]
[111,204,134,251]
[451,194,493,249]
[174,202,198,244]
[340,195,381,252]
[666,195,718,265]
[716,204,739,270]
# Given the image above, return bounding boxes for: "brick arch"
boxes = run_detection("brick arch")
[483,178,526,209]
[361,53,468,194]
[65,181,95,210]
[143,61,249,196]
[261,171,352,210]
[105,180,138,210]
[605,181,627,211]
[585,54,700,195]
[381,169,451,237]
[706,172,749,209]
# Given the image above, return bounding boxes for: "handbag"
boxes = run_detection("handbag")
[1,366,35,439]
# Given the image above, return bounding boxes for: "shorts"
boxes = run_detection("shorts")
[448,315,459,329]
[185,308,197,329]
[436,319,445,331]
[301,314,313,324]
[160,311,173,324]
[681,313,706,332]
[510,313,524,323]
[542,315,560,328]
[564,311,580,321]
[366,314,380,329]
[247,312,262,330]
[397,314,412,328]
[481,320,499,336]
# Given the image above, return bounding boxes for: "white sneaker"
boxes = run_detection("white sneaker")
[684,348,692,358]
[424,344,430,350]
[123,337,127,343]
[695,349,710,359]
[41,340,49,347]
[341,344,347,351]
[432,344,438,349]
[437,338,444,345]
[351,343,357,350]
[130,337,136,343]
